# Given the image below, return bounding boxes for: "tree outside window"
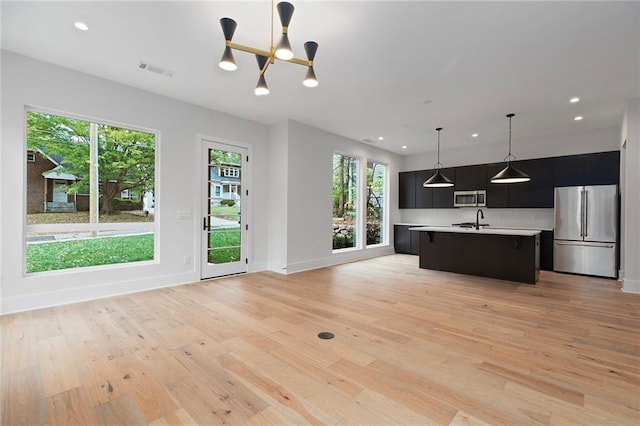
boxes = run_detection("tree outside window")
[25,110,156,273]
[367,161,386,246]
[332,153,358,250]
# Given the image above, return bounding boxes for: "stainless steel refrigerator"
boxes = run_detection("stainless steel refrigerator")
[554,185,617,278]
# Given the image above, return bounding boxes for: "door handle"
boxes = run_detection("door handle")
[203,216,211,231]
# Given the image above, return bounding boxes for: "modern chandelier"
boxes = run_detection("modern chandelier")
[218,0,318,96]
[490,113,531,184]
[423,127,454,188]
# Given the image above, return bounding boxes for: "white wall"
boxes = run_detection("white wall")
[403,126,621,172]
[1,51,270,313]
[621,98,640,293]
[267,120,289,272]
[279,120,402,273]
[400,208,554,230]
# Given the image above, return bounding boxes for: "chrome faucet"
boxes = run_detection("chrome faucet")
[476,209,484,230]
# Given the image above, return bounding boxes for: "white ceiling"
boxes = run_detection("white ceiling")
[2,1,639,155]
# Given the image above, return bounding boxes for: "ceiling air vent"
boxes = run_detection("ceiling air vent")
[138,61,174,77]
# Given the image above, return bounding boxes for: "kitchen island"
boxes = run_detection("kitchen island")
[409,226,541,284]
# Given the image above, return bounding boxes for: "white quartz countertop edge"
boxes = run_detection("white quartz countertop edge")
[408,226,542,237]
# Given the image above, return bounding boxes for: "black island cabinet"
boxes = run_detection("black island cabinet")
[415,229,540,284]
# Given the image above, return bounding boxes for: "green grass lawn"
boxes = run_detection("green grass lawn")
[26,233,154,273]
[25,227,242,273]
[209,227,241,264]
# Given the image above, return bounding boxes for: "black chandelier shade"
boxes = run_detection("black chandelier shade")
[220,17,237,41]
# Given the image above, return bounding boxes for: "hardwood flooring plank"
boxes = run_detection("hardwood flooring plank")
[1,366,48,425]
[94,394,147,426]
[47,386,97,426]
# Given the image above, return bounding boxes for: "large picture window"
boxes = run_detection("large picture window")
[366,161,386,246]
[332,153,359,250]
[25,110,157,274]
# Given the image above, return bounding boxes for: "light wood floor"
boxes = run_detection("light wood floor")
[2,254,639,425]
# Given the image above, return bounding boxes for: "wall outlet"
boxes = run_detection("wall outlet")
[183,255,191,264]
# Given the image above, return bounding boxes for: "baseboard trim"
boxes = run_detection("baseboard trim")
[283,246,395,274]
[1,271,199,315]
[622,277,640,294]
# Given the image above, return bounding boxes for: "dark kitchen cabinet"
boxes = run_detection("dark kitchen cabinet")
[584,151,619,185]
[399,151,618,209]
[506,160,532,208]
[432,167,456,208]
[399,171,416,209]
[553,155,584,187]
[528,158,554,208]
[508,158,554,208]
[414,170,434,208]
[554,151,620,188]
[455,165,487,191]
[486,163,509,208]
[394,225,419,255]
[540,230,554,271]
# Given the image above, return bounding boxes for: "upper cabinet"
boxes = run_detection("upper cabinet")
[455,165,487,191]
[432,167,456,208]
[583,151,619,185]
[553,151,619,187]
[399,151,619,209]
[485,163,509,208]
[399,171,416,209]
[415,170,434,208]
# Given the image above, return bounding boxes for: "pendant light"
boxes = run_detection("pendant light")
[490,113,530,184]
[219,0,318,95]
[423,127,454,188]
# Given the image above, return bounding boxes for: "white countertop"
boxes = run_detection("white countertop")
[408,226,542,237]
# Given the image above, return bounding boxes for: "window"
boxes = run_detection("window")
[213,185,222,198]
[27,151,36,162]
[367,161,386,246]
[332,153,359,250]
[222,167,240,178]
[25,110,157,274]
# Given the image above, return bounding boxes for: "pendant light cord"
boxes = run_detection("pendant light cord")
[434,128,443,170]
[505,113,516,164]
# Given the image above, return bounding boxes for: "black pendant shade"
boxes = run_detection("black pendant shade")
[490,164,531,184]
[423,170,454,187]
[491,113,530,184]
[423,127,454,188]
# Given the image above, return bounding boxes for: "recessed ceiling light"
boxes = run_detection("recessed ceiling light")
[570,97,580,103]
[472,133,479,138]
[378,136,384,141]
[401,145,407,149]
[574,116,583,121]
[74,22,89,31]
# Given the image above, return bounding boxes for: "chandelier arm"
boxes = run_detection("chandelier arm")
[226,42,311,66]
[270,0,274,51]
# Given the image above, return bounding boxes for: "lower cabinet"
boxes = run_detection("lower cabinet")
[394,225,419,255]
[540,230,554,271]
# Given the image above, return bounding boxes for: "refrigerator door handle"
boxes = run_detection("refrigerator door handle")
[584,190,588,237]
[555,241,615,248]
[579,190,585,237]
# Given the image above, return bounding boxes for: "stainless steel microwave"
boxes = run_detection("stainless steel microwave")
[454,190,486,207]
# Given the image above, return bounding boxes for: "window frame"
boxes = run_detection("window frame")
[365,159,389,248]
[332,151,363,253]
[23,106,160,276]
